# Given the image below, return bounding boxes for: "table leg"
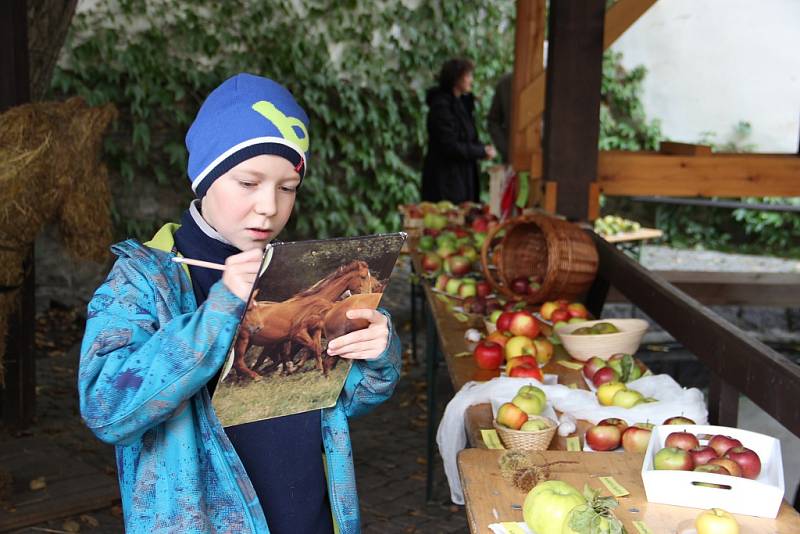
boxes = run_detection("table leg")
[424,297,440,502]
[410,278,418,363]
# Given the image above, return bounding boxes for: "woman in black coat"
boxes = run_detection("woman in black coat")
[421,58,496,204]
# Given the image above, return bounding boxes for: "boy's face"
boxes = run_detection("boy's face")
[201,155,300,251]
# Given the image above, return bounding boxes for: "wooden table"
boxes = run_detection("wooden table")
[458,448,800,534]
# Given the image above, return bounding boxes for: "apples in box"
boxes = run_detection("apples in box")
[641,424,784,518]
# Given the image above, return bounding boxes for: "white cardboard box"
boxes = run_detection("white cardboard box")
[641,424,785,518]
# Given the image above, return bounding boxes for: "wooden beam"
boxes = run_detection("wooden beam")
[603,0,658,48]
[660,141,713,156]
[543,0,606,221]
[510,0,546,172]
[1,0,35,429]
[514,0,657,136]
[591,232,800,437]
[597,151,800,197]
[606,270,800,306]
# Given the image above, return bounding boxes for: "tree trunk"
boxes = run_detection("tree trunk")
[27,0,78,100]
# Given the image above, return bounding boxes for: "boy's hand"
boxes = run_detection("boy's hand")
[222,248,263,301]
[326,309,389,361]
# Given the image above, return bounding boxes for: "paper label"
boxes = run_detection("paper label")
[453,312,470,322]
[454,351,472,358]
[632,520,653,534]
[556,360,584,370]
[481,429,505,450]
[598,476,630,497]
[566,436,581,451]
[500,522,528,534]
[567,382,578,389]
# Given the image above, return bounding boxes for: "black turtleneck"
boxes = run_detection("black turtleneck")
[173,201,333,534]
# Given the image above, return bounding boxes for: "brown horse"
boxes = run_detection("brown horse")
[231,260,381,381]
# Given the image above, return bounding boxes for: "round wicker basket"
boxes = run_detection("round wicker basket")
[480,214,598,304]
[493,415,557,451]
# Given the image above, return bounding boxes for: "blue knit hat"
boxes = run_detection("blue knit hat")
[186,73,310,198]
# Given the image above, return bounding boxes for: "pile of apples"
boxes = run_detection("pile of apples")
[583,353,647,388]
[539,299,590,327]
[585,415,694,453]
[595,381,654,408]
[495,385,551,432]
[654,430,762,480]
[473,309,554,380]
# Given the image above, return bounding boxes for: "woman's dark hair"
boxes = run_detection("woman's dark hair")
[438,57,474,91]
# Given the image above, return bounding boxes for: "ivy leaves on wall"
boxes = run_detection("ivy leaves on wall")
[52,0,516,239]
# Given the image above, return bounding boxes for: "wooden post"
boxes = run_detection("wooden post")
[542,0,606,221]
[1,0,36,429]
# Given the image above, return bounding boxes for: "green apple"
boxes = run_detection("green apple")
[523,480,586,534]
[567,317,586,324]
[488,310,503,324]
[596,382,627,406]
[512,391,545,415]
[517,384,546,405]
[612,389,644,408]
[520,418,550,432]
[444,278,462,295]
[590,322,620,334]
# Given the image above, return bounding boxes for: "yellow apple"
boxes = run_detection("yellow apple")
[597,382,627,406]
[695,508,739,534]
[504,335,537,361]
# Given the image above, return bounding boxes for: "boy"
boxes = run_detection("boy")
[79,73,401,533]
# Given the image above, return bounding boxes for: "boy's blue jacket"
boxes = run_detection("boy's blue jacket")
[78,225,401,533]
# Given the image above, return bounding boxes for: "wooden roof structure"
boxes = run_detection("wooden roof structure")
[511,0,800,221]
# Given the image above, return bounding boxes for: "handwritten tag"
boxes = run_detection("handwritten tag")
[453,312,470,323]
[500,522,528,534]
[566,436,581,451]
[454,351,472,358]
[556,360,584,371]
[481,429,505,449]
[567,382,578,389]
[435,294,450,304]
[599,476,630,497]
[632,520,654,534]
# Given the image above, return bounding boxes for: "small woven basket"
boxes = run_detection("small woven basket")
[493,415,557,451]
[480,213,598,304]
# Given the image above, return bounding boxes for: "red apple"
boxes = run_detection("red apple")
[689,446,719,466]
[585,424,622,451]
[471,216,488,232]
[665,431,700,452]
[496,311,516,333]
[555,299,570,309]
[506,355,539,374]
[421,252,442,272]
[550,309,570,323]
[591,366,620,388]
[476,280,491,298]
[663,416,696,426]
[567,302,589,319]
[582,357,607,380]
[508,311,540,338]
[653,447,694,471]
[510,276,530,295]
[724,447,761,479]
[539,301,558,321]
[694,464,730,476]
[708,458,742,477]
[621,426,652,453]
[597,418,628,434]
[496,402,528,430]
[708,435,742,457]
[508,363,544,381]
[473,341,504,370]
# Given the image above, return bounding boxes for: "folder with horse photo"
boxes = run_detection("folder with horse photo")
[212,232,407,428]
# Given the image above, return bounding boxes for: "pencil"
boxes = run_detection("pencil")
[171,257,227,271]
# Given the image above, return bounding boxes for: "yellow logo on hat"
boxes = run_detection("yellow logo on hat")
[251,101,309,153]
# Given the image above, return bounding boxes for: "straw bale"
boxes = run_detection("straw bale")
[0,97,117,380]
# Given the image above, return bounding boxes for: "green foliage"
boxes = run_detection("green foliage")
[53,0,517,240]
[599,51,661,151]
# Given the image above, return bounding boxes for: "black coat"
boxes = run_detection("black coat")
[421,87,485,204]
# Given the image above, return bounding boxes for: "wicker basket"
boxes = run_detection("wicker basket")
[493,415,557,451]
[480,213,598,304]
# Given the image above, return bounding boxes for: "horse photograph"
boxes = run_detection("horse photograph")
[212,233,405,428]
